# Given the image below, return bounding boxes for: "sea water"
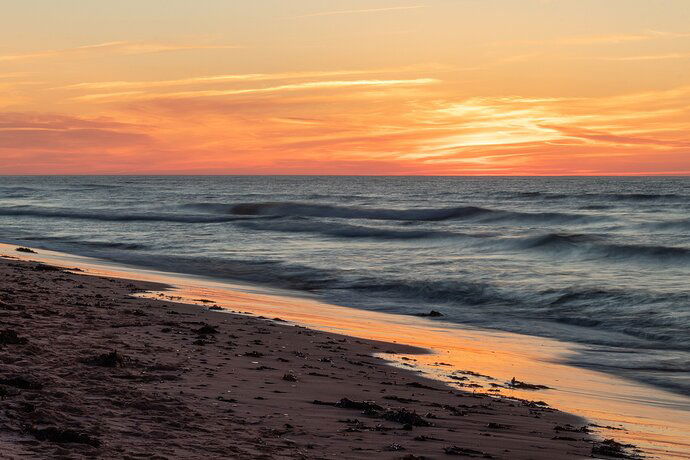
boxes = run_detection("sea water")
[1,175,688,396]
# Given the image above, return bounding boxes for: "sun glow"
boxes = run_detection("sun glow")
[1,1,689,175]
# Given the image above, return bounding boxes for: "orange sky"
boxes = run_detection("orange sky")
[1,0,689,175]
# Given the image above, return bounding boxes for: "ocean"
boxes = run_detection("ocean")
[1,176,688,396]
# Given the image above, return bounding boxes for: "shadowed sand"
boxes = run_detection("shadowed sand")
[0,253,639,459]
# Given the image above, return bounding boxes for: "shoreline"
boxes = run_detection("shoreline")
[3,243,689,457]
[0,246,617,459]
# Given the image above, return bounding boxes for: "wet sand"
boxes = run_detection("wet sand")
[0,250,624,459]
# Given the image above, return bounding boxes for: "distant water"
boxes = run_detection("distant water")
[1,176,689,396]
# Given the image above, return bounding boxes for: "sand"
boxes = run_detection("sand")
[0,253,623,459]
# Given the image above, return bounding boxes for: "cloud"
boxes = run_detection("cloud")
[0,41,239,63]
[494,30,690,47]
[3,81,690,175]
[60,65,437,91]
[0,112,150,151]
[592,52,690,61]
[286,5,427,19]
[73,78,439,102]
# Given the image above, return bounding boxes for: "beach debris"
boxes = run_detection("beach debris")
[30,426,101,447]
[454,370,495,380]
[429,403,466,417]
[486,422,510,430]
[282,372,298,382]
[384,443,406,451]
[0,376,43,390]
[0,385,20,399]
[589,423,625,431]
[0,329,27,345]
[335,398,383,412]
[405,382,444,391]
[443,446,493,457]
[553,424,589,433]
[15,247,36,254]
[507,377,549,390]
[591,439,639,459]
[80,351,131,368]
[313,398,432,427]
[416,310,443,318]
[383,395,420,404]
[195,324,219,335]
[414,435,444,442]
[0,300,22,311]
[382,408,433,427]
[31,263,61,272]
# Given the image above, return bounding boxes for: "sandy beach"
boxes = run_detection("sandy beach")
[0,249,631,459]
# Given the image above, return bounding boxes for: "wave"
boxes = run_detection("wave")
[515,232,690,264]
[2,201,605,227]
[498,191,687,202]
[19,235,148,251]
[0,186,38,193]
[235,219,464,240]
[189,201,602,225]
[0,206,269,224]
[519,233,602,248]
[72,240,149,250]
[643,218,690,232]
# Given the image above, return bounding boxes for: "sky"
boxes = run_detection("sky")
[1,0,689,175]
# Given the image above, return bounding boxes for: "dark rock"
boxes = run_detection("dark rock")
[416,310,443,318]
[16,247,36,254]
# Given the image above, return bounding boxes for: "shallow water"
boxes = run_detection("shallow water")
[1,175,689,397]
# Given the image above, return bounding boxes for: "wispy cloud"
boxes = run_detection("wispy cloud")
[61,66,437,91]
[0,41,239,63]
[74,78,438,101]
[593,52,690,61]
[0,112,150,153]
[492,30,690,47]
[286,5,427,19]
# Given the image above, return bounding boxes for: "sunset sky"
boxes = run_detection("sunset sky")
[1,0,689,175]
